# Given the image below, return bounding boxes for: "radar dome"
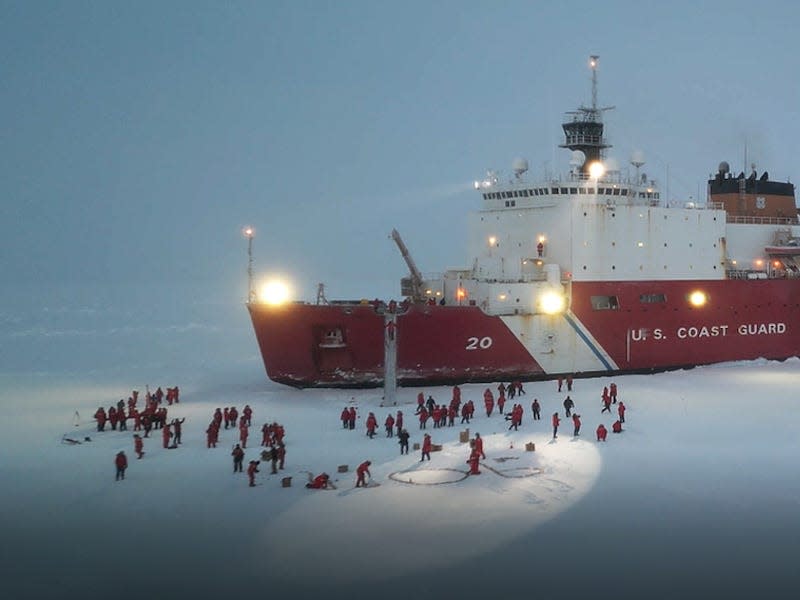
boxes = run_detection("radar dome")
[630,150,645,167]
[718,161,730,174]
[569,150,586,167]
[512,157,529,176]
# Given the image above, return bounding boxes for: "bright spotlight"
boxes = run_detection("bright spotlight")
[540,291,565,314]
[259,280,291,305]
[588,161,605,179]
[688,291,707,307]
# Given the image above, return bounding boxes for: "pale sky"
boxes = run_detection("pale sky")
[4,0,800,299]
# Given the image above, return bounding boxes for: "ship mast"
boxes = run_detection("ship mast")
[560,55,615,176]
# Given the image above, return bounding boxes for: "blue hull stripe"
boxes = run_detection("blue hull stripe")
[564,312,613,370]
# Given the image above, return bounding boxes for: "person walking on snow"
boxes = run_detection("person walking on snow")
[385,413,395,437]
[356,460,372,487]
[398,429,410,455]
[572,413,581,437]
[612,419,623,434]
[395,410,404,436]
[115,451,127,481]
[563,395,574,418]
[618,401,626,423]
[467,448,481,475]
[610,382,618,403]
[552,413,561,439]
[421,433,432,461]
[247,460,260,487]
[531,398,541,421]
[232,443,245,473]
[133,434,144,459]
[171,417,185,445]
[276,441,286,470]
[366,412,377,439]
[239,421,249,448]
[596,423,608,441]
[161,423,172,449]
[484,389,494,417]
[473,433,486,460]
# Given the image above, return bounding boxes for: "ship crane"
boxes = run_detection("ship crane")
[390,228,425,303]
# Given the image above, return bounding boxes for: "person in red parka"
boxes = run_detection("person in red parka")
[94,407,107,432]
[133,434,144,459]
[612,419,623,433]
[115,451,127,481]
[276,441,286,470]
[596,424,607,442]
[261,423,272,447]
[473,432,485,459]
[162,423,172,449]
[395,410,403,436]
[497,392,506,415]
[415,393,424,415]
[243,404,253,427]
[223,407,231,429]
[366,412,377,439]
[108,406,118,431]
[572,413,581,437]
[552,412,561,439]
[467,448,481,475]
[206,423,218,448]
[385,413,395,437]
[421,433,432,461]
[306,473,333,489]
[483,389,494,417]
[247,460,260,487]
[239,421,249,448]
[341,407,350,429]
[610,382,618,403]
[418,406,429,429]
[618,401,626,423]
[348,407,357,430]
[355,460,371,487]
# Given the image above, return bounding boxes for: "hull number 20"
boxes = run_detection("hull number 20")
[466,336,493,350]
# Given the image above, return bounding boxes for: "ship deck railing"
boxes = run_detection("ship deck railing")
[726,269,800,280]
[726,215,798,225]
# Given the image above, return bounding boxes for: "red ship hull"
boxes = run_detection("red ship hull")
[248,279,800,388]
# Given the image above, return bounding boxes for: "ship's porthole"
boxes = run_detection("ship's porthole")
[612,265,616,270]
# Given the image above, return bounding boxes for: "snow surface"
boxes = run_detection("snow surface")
[1,285,799,599]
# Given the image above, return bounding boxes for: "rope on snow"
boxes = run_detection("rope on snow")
[388,462,543,486]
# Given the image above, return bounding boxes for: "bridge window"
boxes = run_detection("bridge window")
[639,293,666,303]
[590,295,620,310]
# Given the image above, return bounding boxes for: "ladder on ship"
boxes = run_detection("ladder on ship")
[383,312,398,404]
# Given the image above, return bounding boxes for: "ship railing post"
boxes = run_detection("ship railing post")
[384,312,398,405]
